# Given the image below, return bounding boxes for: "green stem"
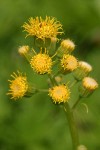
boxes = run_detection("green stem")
[69,79,78,88]
[72,96,82,110]
[38,89,48,92]
[48,74,58,86]
[64,102,79,150]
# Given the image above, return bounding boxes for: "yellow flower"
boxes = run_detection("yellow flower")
[78,61,92,73]
[30,53,52,74]
[61,39,75,52]
[18,45,29,55]
[61,54,78,72]
[82,77,98,91]
[23,16,63,40]
[49,84,70,104]
[7,71,28,99]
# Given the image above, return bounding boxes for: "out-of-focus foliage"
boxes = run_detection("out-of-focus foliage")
[0,0,100,149]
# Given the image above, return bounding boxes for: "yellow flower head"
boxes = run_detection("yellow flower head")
[30,53,52,74]
[61,54,78,72]
[18,45,29,55]
[82,77,98,91]
[61,39,75,52]
[78,61,92,73]
[49,84,70,104]
[7,71,28,99]
[23,16,63,40]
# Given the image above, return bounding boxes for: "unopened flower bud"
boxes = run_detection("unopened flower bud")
[73,61,92,80]
[79,77,98,97]
[18,45,32,62]
[55,76,62,83]
[57,39,75,57]
[18,45,29,55]
[61,39,75,51]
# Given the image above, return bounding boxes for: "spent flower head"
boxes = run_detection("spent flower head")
[49,84,70,104]
[7,71,28,100]
[23,16,63,40]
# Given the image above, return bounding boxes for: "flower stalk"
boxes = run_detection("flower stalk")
[64,102,79,150]
[48,74,58,86]
[72,96,82,110]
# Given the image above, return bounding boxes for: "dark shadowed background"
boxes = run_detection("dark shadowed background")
[0,0,100,150]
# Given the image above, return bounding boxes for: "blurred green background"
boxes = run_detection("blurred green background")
[0,0,100,149]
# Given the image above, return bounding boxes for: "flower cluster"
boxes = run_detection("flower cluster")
[7,16,98,105]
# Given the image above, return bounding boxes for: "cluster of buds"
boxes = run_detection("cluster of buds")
[7,16,98,105]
